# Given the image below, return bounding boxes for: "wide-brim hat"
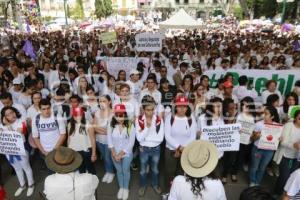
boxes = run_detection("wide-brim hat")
[45,147,83,174]
[181,140,218,178]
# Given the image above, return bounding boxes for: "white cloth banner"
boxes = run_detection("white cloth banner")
[238,120,255,145]
[201,124,241,151]
[100,57,150,79]
[257,123,283,150]
[204,69,300,96]
[135,33,164,52]
[0,131,26,156]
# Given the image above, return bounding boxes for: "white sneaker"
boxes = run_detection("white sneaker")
[117,188,124,199]
[243,164,249,172]
[27,186,34,196]
[106,173,115,184]
[267,168,274,177]
[14,186,25,197]
[122,189,129,200]
[102,173,109,183]
[249,183,256,187]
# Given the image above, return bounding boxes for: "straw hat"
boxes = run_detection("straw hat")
[45,147,82,174]
[181,140,218,178]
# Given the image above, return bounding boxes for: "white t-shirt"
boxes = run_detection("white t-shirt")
[32,114,66,152]
[68,123,92,152]
[94,109,112,144]
[284,169,300,198]
[168,175,227,200]
[27,105,40,121]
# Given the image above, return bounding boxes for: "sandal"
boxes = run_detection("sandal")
[231,175,238,182]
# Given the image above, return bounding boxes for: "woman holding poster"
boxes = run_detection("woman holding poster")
[249,105,280,187]
[0,106,34,197]
[274,110,300,195]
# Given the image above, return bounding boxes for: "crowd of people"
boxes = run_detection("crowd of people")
[0,24,300,200]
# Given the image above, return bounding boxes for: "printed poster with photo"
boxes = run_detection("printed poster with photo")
[257,123,283,151]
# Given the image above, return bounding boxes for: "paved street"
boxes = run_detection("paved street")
[1,154,276,200]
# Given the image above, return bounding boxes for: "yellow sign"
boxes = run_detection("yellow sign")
[99,32,117,44]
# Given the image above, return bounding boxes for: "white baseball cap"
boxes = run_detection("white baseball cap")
[13,78,22,85]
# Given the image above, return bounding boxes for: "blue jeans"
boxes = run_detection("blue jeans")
[96,142,114,174]
[249,145,274,185]
[139,145,161,187]
[112,154,133,189]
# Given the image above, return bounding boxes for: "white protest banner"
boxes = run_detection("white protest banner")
[237,120,255,145]
[99,32,117,44]
[204,69,300,96]
[0,131,26,156]
[201,124,241,151]
[100,57,150,79]
[257,123,283,150]
[135,32,164,52]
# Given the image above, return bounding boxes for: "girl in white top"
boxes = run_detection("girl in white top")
[0,106,34,197]
[18,81,35,110]
[67,106,97,174]
[261,80,283,105]
[107,104,136,200]
[274,110,300,195]
[164,96,197,192]
[198,97,224,158]
[279,92,298,124]
[93,95,115,184]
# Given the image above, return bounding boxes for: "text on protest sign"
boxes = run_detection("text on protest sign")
[238,120,255,145]
[201,124,241,151]
[257,123,283,151]
[135,33,164,52]
[100,57,150,79]
[204,69,300,96]
[99,32,117,44]
[0,131,26,156]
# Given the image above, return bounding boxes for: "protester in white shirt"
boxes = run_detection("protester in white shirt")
[9,77,23,103]
[136,95,164,197]
[0,92,27,121]
[48,64,70,92]
[93,95,115,183]
[44,147,99,200]
[233,75,258,101]
[1,106,34,197]
[32,99,66,156]
[107,104,136,200]
[217,80,238,104]
[282,169,300,200]
[140,75,162,104]
[168,140,226,200]
[261,80,283,105]
[126,69,143,101]
[67,107,97,174]
[164,96,197,192]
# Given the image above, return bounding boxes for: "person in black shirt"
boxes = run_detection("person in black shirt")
[159,78,177,108]
[24,62,44,86]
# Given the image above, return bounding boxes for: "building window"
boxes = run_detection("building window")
[184,0,188,4]
[213,0,217,3]
[175,0,180,4]
[199,0,204,2]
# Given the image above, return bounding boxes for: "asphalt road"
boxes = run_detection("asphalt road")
[1,153,277,200]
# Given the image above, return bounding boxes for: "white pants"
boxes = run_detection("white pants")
[7,152,34,187]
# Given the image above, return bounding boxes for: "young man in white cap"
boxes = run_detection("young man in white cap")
[9,77,23,103]
[126,69,142,100]
[44,146,99,200]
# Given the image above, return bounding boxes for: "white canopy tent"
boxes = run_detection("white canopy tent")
[159,9,203,29]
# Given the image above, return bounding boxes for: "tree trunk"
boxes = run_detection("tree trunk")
[10,0,17,22]
[239,0,250,18]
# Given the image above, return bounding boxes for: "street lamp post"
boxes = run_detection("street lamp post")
[277,0,294,24]
[64,0,68,26]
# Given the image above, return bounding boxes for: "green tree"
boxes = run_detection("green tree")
[95,0,112,19]
[69,0,85,19]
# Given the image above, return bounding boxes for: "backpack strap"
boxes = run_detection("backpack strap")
[155,116,161,133]
[35,114,41,138]
[171,116,192,127]
[138,115,145,131]
[170,116,174,126]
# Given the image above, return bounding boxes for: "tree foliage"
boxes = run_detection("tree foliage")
[69,0,85,20]
[95,0,112,19]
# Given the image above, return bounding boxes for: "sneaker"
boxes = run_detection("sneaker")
[106,173,115,184]
[267,168,274,177]
[102,173,109,183]
[131,163,138,171]
[117,188,124,199]
[122,189,129,200]
[274,168,280,177]
[243,164,249,172]
[249,183,256,187]
[153,186,162,195]
[14,186,25,197]
[138,187,146,197]
[221,177,227,184]
[27,186,34,197]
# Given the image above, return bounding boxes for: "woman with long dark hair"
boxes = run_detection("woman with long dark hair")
[280,92,299,123]
[108,104,136,200]
[67,107,97,174]
[164,96,197,192]
[169,140,226,199]
[117,70,127,82]
[1,106,34,197]
[221,98,239,184]
[180,74,194,98]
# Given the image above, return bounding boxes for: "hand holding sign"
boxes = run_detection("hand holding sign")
[257,123,283,150]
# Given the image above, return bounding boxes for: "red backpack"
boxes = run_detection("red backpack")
[138,115,161,133]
